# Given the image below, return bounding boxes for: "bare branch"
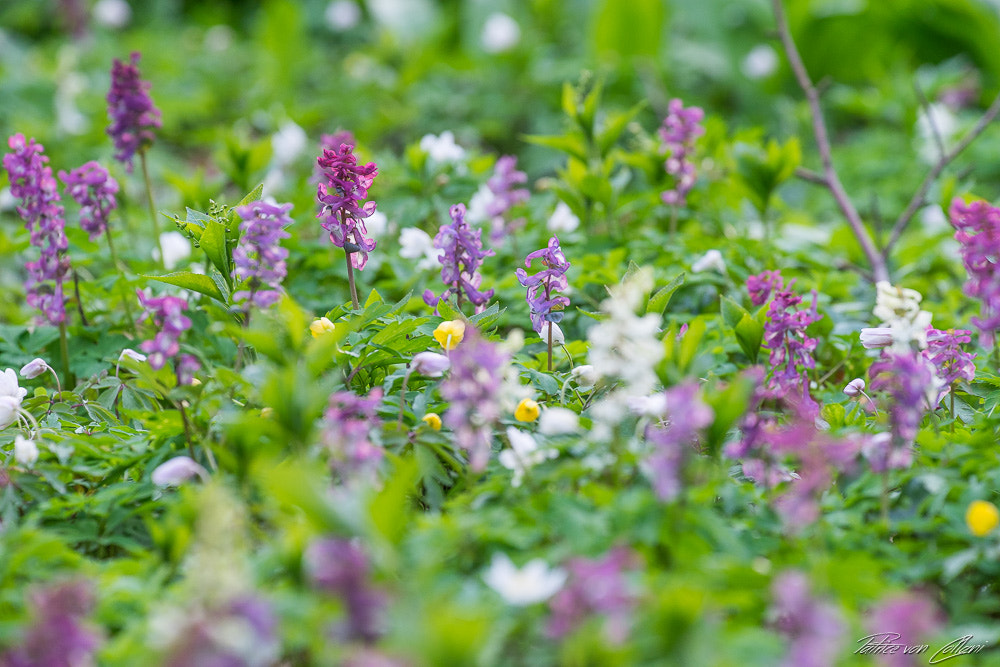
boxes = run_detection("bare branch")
[883,89,1000,256]
[794,167,828,186]
[770,0,888,282]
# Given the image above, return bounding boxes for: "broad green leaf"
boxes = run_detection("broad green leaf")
[144,272,226,303]
[523,134,589,164]
[720,296,751,330]
[647,273,685,316]
[199,221,232,289]
[734,314,764,364]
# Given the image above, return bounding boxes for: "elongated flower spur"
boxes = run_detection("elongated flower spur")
[316,141,378,270]
[232,201,292,312]
[59,161,119,241]
[106,52,161,172]
[516,236,570,334]
[424,203,495,313]
[3,133,70,325]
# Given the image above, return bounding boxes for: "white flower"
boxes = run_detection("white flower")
[466,184,495,225]
[0,369,27,405]
[869,281,933,351]
[481,12,521,53]
[538,322,565,346]
[498,427,557,487]
[860,327,894,349]
[364,210,389,239]
[325,0,361,31]
[627,393,668,417]
[398,227,441,271]
[692,249,726,274]
[570,364,598,387]
[19,358,50,380]
[151,456,209,486]
[0,188,15,212]
[13,435,38,467]
[419,131,466,167]
[153,232,192,270]
[55,72,87,136]
[271,121,307,167]
[538,407,579,435]
[547,201,580,234]
[483,553,565,605]
[93,0,132,29]
[741,44,778,79]
[119,348,147,363]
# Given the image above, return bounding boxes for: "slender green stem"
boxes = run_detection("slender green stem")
[58,322,71,388]
[345,249,360,309]
[950,389,956,433]
[397,371,411,429]
[105,227,138,334]
[547,322,553,372]
[178,400,195,460]
[72,271,89,326]
[139,150,165,268]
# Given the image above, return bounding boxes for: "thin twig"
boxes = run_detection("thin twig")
[771,0,888,283]
[794,166,828,186]
[883,89,1000,256]
[914,81,946,161]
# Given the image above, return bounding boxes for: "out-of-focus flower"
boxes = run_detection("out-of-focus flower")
[270,121,307,167]
[364,210,389,239]
[93,0,132,28]
[232,201,292,312]
[419,131,465,167]
[19,358,50,380]
[484,155,529,242]
[158,596,279,667]
[151,456,208,486]
[923,328,976,401]
[119,348,147,363]
[950,198,1000,347]
[325,0,362,31]
[107,52,161,172]
[410,351,450,377]
[305,538,384,643]
[176,354,200,386]
[13,435,39,467]
[967,500,1000,537]
[59,161,119,241]
[311,317,336,337]
[514,398,540,422]
[153,231,192,270]
[421,413,442,430]
[398,226,440,271]
[424,204,495,314]
[570,364,598,387]
[866,593,944,667]
[742,44,778,79]
[659,98,704,208]
[547,547,637,644]
[137,290,192,370]
[483,553,565,606]
[481,12,521,53]
[538,407,579,435]
[433,320,466,350]
[0,368,28,430]
[869,351,939,468]
[692,249,726,274]
[645,383,713,501]
[260,407,274,419]
[747,270,783,307]
[860,328,894,350]
[516,236,570,334]
[0,580,100,666]
[769,571,845,667]
[869,281,933,351]
[324,389,384,480]
[498,427,557,487]
[547,200,580,233]
[317,141,378,270]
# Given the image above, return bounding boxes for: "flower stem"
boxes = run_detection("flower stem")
[139,150,165,269]
[58,321,72,388]
[105,227,138,334]
[72,271,89,327]
[547,321,553,372]
[397,371,411,430]
[345,248,360,309]
[178,400,195,460]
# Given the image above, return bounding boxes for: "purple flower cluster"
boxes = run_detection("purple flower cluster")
[866,592,944,667]
[924,328,976,393]
[770,571,845,667]
[423,203,495,314]
[547,547,637,644]
[3,134,70,326]
[950,198,1000,346]
[750,271,822,411]
[305,538,385,644]
[317,142,378,270]
[137,290,193,371]
[0,580,100,667]
[515,236,570,333]
[106,52,161,172]
[644,382,713,501]
[659,98,704,207]
[160,596,277,667]
[747,269,784,306]
[324,389,384,479]
[772,431,860,530]
[485,155,529,242]
[313,130,356,182]
[59,161,119,241]
[869,350,936,467]
[440,328,507,471]
[232,201,292,312]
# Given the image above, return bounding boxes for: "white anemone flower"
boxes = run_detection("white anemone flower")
[483,553,566,606]
[498,427,557,487]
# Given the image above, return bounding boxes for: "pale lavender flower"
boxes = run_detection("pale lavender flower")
[485,155,529,242]
[305,538,384,644]
[317,142,378,270]
[659,98,704,207]
[19,358,50,380]
[843,378,865,397]
[324,388,384,479]
[865,592,944,667]
[106,52,161,172]
[151,456,208,485]
[644,382,713,501]
[950,198,1000,346]
[770,571,845,667]
[860,327,895,349]
[160,596,278,667]
[923,328,976,392]
[515,236,570,333]
[232,200,292,311]
[410,351,450,377]
[176,354,200,386]
[59,161,119,241]
[136,290,191,370]
[423,203,495,314]
[440,328,507,471]
[0,580,100,667]
[547,547,637,644]
[3,134,70,326]
[869,350,936,460]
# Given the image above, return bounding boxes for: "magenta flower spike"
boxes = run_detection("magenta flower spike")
[232,201,293,313]
[3,134,70,326]
[516,236,571,334]
[423,203,495,314]
[316,142,378,270]
[659,98,704,209]
[949,198,1000,347]
[324,388,384,481]
[106,52,161,173]
[59,161,119,241]
[485,155,529,243]
[869,350,936,468]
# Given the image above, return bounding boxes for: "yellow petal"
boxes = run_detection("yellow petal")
[967,500,1000,537]
[514,398,540,423]
[310,317,336,338]
[433,320,466,350]
[422,413,442,430]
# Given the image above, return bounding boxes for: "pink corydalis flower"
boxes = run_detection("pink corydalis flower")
[316,142,378,270]
[485,155,529,243]
[950,198,1000,347]
[515,236,570,333]
[232,201,292,312]
[136,290,192,370]
[424,203,495,314]
[659,98,704,207]
[106,52,161,172]
[324,388,384,480]
[770,571,845,667]
[59,161,119,241]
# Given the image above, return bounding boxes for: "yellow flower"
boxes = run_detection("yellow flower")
[310,316,336,338]
[434,320,466,350]
[422,413,442,430]
[514,398,540,422]
[966,500,1000,537]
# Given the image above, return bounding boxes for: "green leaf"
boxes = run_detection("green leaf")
[593,0,664,59]
[435,299,461,322]
[199,221,232,289]
[734,314,764,364]
[144,272,226,303]
[720,296,750,329]
[646,273,685,315]
[522,134,589,164]
[596,101,646,157]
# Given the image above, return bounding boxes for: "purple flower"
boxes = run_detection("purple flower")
[136,290,192,370]
[176,354,200,386]
[410,351,450,377]
[770,571,845,667]
[485,155,529,243]
[324,388,384,479]
[547,547,637,644]
[0,580,100,667]
[317,142,378,270]
[869,350,936,460]
[160,596,278,667]
[151,455,208,486]
[305,538,385,644]
[644,382,713,501]
[58,161,119,241]
[106,52,161,172]
[424,203,495,314]
[950,198,1000,346]
[313,130,356,183]
[659,98,704,207]
[515,236,571,333]
[923,328,976,393]
[3,134,70,326]
[232,200,292,311]
[865,592,944,667]
[746,269,783,307]
[440,328,507,471]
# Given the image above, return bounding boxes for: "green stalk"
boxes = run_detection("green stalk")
[58,321,72,387]
[139,150,165,269]
[345,248,360,309]
[105,226,138,334]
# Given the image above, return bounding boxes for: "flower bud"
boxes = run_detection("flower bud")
[310,317,336,338]
[422,413,442,430]
[119,348,147,363]
[19,358,50,379]
[539,322,565,346]
[433,320,466,350]
[411,351,451,377]
[514,398,540,422]
[151,456,208,486]
[843,378,865,397]
[860,328,894,349]
[13,435,38,466]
